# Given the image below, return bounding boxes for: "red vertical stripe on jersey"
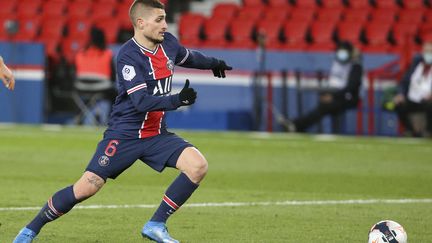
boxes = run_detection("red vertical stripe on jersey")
[143,45,172,80]
[139,111,164,138]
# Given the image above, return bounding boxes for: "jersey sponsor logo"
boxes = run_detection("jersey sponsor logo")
[153,76,172,96]
[98,155,110,166]
[122,65,136,81]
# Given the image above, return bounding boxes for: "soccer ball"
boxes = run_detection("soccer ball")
[368,220,407,243]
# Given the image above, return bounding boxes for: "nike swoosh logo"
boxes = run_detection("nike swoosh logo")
[148,71,154,75]
[182,100,189,104]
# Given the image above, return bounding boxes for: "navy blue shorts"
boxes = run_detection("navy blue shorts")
[85,133,193,181]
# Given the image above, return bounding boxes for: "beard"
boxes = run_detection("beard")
[146,35,164,44]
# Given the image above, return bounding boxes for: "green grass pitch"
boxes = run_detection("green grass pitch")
[0,125,431,242]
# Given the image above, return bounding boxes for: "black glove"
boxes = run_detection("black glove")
[212,59,232,78]
[179,79,197,106]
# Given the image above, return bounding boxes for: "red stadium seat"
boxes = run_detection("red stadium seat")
[96,0,119,4]
[391,22,419,46]
[398,9,425,25]
[294,0,319,9]
[13,16,41,42]
[289,8,316,22]
[267,0,290,7]
[116,3,134,30]
[263,6,290,21]
[17,0,42,18]
[67,17,93,40]
[343,8,370,22]
[308,21,336,51]
[336,21,364,45]
[67,1,92,18]
[423,10,432,24]
[39,16,66,40]
[403,0,426,9]
[374,0,400,10]
[419,23,432,43]
[61,37,87,63]
[237,6,264,21]
[178,13,205,47]
[228,19,256,49]
[243,0,265,7]
[94,17,120,44]
[201,18,229,48]
[363,22,392,52]
[256,18,283,49]
[0,1,17,16]
[91,3,116,21]
[316,8,344,23]
[280,21,309,50]
[37,36,62,61]
[320,0,345,9]
[347,0,372,9]
[211,3,240,20]
[42,0,67,18]
[370,8,398,24]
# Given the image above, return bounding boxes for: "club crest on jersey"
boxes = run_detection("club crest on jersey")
[122,65,136,81]
[98,155,110,167]
[166,59,174,71]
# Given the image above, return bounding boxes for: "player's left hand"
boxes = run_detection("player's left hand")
[0,61,15,91]
[212,59,232,78]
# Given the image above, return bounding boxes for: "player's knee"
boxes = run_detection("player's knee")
[73,172,105,201]
[188,158,208,182]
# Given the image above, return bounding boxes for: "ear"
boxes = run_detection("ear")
[136,17,145,30]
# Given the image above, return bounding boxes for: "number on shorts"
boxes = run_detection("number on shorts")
[104,140,119,157]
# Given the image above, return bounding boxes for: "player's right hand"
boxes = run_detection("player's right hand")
[179,79,197,106]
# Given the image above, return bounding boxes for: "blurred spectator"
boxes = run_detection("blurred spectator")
[74,27,115,125]
[393,40,432,137]
[166,0,190,22]
[0,55,15,91]
[288,41,363,132]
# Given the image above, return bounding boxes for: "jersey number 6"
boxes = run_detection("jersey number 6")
[104,140,119,157]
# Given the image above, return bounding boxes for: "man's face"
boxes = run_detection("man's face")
[138,8,168,44]
[423,42,432,54]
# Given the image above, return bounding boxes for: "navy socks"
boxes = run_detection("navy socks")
[27,185,78,234]
[151,173,199,223]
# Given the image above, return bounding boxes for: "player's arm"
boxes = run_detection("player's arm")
[118,53,193,112]
[0,55,15,90]
[170,33,232,78]
[177,49,232,78]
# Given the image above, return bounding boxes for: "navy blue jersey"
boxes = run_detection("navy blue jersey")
[104,32,218,139]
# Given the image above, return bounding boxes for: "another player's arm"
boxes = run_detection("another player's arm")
[0,55,15,90]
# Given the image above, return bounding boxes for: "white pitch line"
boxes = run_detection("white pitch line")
[1,198,432,212]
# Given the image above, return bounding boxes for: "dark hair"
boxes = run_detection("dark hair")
[88,27,106,50]
[336,41,354,53]
[129,0,165,26]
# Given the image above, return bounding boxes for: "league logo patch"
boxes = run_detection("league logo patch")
[98,155,110,167]
[166,59,174,71]
[122,65,136,81]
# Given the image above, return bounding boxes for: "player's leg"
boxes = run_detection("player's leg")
[13,171,105,243]
[149,147,207,222]
[142,135,207,242]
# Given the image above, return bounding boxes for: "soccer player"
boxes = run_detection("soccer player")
[0,55,15,90]
[13,1,232,242]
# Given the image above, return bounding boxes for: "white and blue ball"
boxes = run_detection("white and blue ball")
[368,220,407,243]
